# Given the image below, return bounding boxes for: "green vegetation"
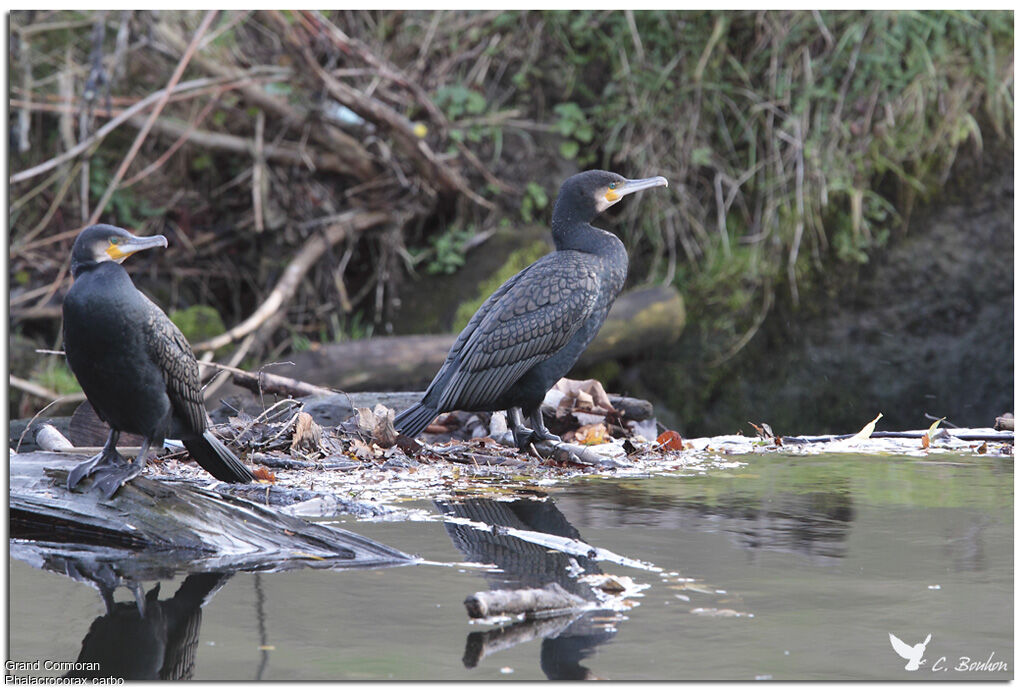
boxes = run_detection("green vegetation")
[169,305,226,342]
[519,182,549,222]
[32,361,82,396]
[499,11,1011,359]
[422,223,477,275]
[7,10,1013,417]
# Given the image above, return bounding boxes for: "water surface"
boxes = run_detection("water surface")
[9,451,1012,680]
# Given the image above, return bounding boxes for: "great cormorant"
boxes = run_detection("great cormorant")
[395,170,667,448]
[62,224,254,498]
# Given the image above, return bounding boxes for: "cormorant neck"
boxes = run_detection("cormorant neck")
[551,213,623,256]
[71,258,120,280]
[71,258,100,279]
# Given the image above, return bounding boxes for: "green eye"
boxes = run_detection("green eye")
[109,237,120,245]
[609,183,617,190]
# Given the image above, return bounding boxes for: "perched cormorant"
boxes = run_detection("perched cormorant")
[395,170,667,448]
[62,224,254,498]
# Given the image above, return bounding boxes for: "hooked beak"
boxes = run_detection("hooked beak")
[605,175,669,203]
[106,234,169,261]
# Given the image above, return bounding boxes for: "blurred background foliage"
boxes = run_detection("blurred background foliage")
[8,10,1013,425]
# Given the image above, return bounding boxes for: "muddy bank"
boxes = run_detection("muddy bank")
[633,145,1014,436]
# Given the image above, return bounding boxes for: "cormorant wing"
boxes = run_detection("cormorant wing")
[889,633,914,660]
[434,254,601,411]
[139,296,207,435]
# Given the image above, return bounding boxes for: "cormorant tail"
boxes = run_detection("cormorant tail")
[182,432,254,483]
[394,403,438,439]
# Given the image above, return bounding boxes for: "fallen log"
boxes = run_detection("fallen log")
[9,451,413,573]
[782,430,1016,444]
[284,285,684,391]
[464,583,589,620]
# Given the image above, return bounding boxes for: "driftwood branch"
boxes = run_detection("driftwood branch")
[10,71,267,185]
[280,13,493,210]
[128,114,357,175]
[197,360,337,398]
[154,18,376,180]
[193,211,389,352]
[87,10,218,227]
[464,583,588,620]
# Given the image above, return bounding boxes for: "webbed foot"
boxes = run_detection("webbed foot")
[92,463,145,500]
[67,431,123,490]
[527,409,562,444]
[506,408,561,451]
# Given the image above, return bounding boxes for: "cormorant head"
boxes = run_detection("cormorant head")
[70,224,168,277]
[553,170,668,226]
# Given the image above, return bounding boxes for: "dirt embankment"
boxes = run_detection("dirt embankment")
[633,144,1014,436]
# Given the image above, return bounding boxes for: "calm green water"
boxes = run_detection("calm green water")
[8,452,1013,680]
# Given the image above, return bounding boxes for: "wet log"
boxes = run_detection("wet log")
[464,583,588,620]
[285,286,684,391]
[9,451,413,572]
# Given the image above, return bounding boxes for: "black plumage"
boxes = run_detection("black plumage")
[62,224,253,498]
[395,170,667,448]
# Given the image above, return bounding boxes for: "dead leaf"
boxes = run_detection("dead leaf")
[656,430,684,451]
[575,423,610,445]
[253,467,277,482]
[290,412,322,452]
[355,405,398,448]
[592,576,627,593]
[553,378,616,414]
[977,441,988,454]
[747,422,775,440]
[925,417,946,445]
[847,413,882,443]
[348,438,374,461]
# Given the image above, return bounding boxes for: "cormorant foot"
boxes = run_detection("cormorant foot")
[510,426,560,451]
[511,425,537,451]
[92,463,145,500]
[526,410,562,444]
[530,428,562,444]
[67,447,124,490]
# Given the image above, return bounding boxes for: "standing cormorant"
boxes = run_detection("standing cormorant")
[62,224,254,498]
[395,170,667,448]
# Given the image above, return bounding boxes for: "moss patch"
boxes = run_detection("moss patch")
[169,305,226,342]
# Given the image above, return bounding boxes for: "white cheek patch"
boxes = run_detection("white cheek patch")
[594,190,619,213]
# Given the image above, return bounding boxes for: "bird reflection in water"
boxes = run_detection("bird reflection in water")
[55,560,231,681]
[437,497,619,680]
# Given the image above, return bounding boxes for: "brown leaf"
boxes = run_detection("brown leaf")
[356,405,398,448]
[656,430,684,451]
[253,467,277,482]
[290,411,322,452]
[348,438,374,461]
[977,441,988,454]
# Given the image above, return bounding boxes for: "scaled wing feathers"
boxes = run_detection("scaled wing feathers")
[140,296,207,434]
